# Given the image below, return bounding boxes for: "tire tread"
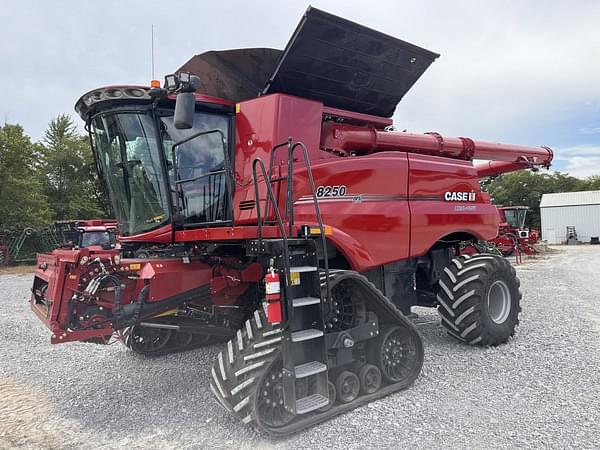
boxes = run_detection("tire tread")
[437,253,522,346]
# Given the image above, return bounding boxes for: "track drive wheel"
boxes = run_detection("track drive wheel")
[437,253,521,346]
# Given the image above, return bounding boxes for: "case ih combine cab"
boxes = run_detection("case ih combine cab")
[30,8,553,434]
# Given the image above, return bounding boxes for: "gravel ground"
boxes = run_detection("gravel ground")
[1,246,599,449]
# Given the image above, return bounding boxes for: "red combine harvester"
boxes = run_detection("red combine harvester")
[30,8,553,434]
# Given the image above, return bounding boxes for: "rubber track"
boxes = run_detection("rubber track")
[209,270,424,435]
[437,253,522,346]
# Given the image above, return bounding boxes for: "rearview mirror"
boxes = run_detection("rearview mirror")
[174,92,195,129]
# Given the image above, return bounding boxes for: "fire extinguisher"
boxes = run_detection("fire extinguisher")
[264,266,283,323]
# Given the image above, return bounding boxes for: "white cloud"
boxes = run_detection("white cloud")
[2,0,600,145]
[557,145,600,157]
[554,145,600,178]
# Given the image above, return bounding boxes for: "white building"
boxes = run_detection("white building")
[540,190,600,244]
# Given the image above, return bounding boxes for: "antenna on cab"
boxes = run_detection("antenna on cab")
[150,24,160,88]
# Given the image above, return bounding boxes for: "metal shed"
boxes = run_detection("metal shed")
[540,190,600,244]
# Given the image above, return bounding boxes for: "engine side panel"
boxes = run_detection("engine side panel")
[293,152,410,271]
[407,153,498,257]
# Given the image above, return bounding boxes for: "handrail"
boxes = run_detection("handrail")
[267,140,294,231]
[267,138,331,302]
[291,141,331,304]
[252,157,291,287]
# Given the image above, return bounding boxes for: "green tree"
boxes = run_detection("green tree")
[0,123,52,227]
[585,175,600,190]
[40,114,110,220]
[484,171,588,229]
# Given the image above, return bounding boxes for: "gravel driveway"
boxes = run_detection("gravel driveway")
[1,247,599,449]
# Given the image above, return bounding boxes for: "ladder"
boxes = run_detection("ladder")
[250,139,330,414]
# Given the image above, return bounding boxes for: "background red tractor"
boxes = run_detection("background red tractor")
[54,219,118,249]
[490,206,539,256]
[475,161,545,256]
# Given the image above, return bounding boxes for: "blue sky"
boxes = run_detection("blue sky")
[1,0,599,177]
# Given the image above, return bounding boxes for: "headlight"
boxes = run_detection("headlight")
[114,255,121,265]
[79,255,89,266]
[164,74,178,90]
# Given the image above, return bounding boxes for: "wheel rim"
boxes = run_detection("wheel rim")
[487,280,511,324]
[336,371,360,403]
[324,281,366,331]
[257,361,295,428]
[379,327,419,383]
[130,326,172,353]
[359,364,382,394]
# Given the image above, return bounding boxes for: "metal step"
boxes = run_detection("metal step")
[294,361,327,379]
[292,296,320,307]
[291,329,324,342]
[296,393,329,414]
[290,266,318,273]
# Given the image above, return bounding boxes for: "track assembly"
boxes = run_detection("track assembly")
[210,271,424,435]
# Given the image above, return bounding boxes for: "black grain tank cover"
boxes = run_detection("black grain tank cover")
[179,7,439,117]
[178,48,283,103]
[263,7,439,117]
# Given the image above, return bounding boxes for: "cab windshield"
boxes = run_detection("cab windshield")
[91,109,231,236]
[503,209,527,229]
[80,231,115,247]
[91,112,171,236]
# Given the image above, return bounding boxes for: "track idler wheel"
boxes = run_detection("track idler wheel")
[358,364,382,394]
[369,325,423,385]
[127,326,172,355]
[335,371,360,404]
[173,331,194,347]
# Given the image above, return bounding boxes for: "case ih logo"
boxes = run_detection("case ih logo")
[444,191,476,202]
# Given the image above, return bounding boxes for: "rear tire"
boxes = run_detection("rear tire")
[437,254,521,346]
